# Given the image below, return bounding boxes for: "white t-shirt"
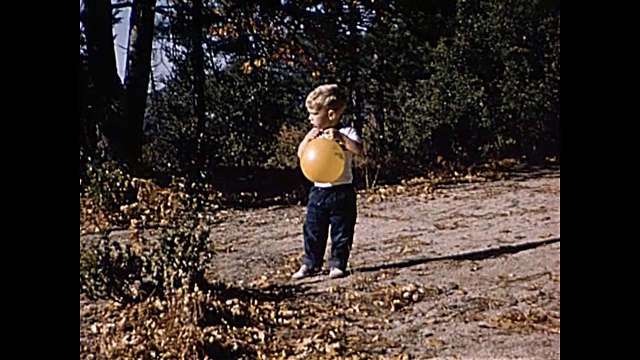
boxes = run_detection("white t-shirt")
[315,126,362,188]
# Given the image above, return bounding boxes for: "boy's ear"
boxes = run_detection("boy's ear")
[328,109,336,122]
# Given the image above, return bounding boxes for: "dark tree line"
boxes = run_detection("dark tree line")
[80,0,560,189]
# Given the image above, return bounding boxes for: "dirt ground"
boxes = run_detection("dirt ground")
[81,167,560,359]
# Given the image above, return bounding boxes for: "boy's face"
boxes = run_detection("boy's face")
[307,105,336,129]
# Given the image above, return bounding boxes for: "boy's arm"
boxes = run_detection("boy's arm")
[324,128,364,155]
[340,135,363,155]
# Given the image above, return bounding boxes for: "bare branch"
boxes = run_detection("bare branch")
[153,5,177,16]
[110,2,177,15]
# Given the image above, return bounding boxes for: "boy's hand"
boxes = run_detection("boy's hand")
[305,128,322,140]
[323,128,343,141]
[298,128,322,158]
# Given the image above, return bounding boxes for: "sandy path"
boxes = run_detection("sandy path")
[205,169,560,359]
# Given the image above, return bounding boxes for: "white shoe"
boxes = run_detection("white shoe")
[329,267,345,279]
[291,264,319,280]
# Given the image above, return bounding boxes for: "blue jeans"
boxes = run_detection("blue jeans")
[302,184,357,270]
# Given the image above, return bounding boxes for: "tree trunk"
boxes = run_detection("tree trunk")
[82,0,123,102]
[372,6,388,157]
[192,0,207,177]
[79,54,98,158]
[123,0,157,171]
[81,0,125,160]
[189,0,208,211]
[347,2,364,135]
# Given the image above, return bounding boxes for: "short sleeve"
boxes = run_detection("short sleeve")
[339,127,362,143]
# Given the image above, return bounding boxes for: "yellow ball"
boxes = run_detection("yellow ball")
[300,138,345,183]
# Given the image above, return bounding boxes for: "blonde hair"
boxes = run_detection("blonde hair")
[305,84,347,115]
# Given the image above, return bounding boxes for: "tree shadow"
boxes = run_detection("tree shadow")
[499,166,560,182]
[352,237,560,274]
[201,280,313,303]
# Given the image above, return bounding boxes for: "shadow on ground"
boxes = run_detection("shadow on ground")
[353,237,560,274]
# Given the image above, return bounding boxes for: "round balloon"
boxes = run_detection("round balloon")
[300,138,345,183]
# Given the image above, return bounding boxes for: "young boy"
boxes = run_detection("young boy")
[292,84,364,280]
